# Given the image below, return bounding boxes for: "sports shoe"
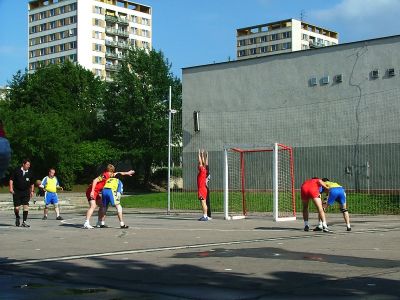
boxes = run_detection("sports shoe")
[346,227,352,231]
[304,225,309,232]
[83,223,94,229]
[42,216,48,220]
[96,223,108,228]
[120,224,129,229]
[323,227,331,233]
[56,216,63,220]
[21,222,30,228]
[198,216,209,221]
[207,217,212,220]
[313,226,323,231]
[15,218,20,227]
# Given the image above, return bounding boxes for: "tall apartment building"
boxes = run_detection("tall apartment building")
[237,18,338,60]
[28,0,152,80]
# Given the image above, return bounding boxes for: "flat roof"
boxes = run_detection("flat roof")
[237,18,337,35]
[182,34,400,72]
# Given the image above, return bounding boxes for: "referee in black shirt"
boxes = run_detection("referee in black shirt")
[9,159,34,227]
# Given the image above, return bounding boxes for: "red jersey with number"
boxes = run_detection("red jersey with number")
[197,166,207,200]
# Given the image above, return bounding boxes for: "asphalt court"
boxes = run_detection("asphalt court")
[0,210,399,299]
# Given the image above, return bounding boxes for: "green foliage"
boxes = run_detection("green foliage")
[2,62,108,188]
[103,48,182,184]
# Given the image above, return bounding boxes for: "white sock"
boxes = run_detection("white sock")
[120,221,124,226]
[304,221,309,226]
[347,223,351,228]
[203,214,208,218]
[101,221,105,225]
[322,221,328,228]
[84,220,89,224]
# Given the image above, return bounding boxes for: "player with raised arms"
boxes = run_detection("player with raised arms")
[301,177,330,232]
[197,149,209,221]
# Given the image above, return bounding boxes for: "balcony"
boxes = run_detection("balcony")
[105,15,117,23]
[106,28,129,37]
[117,17,129,25]
[105,64,119,71]
[118,42,130,49]
[105,52,118,59]
[105,40,117,47]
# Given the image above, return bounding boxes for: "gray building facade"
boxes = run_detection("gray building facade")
[182,35,400,192]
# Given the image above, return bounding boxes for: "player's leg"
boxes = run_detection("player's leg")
[13,193,21,226]
[300,187,310,231]
[21,198,30,227]
[53,193,62,220]
[96,196,106,228]
[338,189,351,231]
[83,189,98,228]
[311,197,330,232]
[206,186,211,219]
[43,192,49,220]
[198,198,208,221]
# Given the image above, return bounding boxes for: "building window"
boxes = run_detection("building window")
[29,51,35,58]
[238,39,246,47]
[59,44,65,51]
[69,3,77,11]
[94,56,102,64]
[271,33,279,41]
[250,48,257,55]
[260,46,267,53]
[131,27,138,35]
[40,48,46,56]
[249,37,257,45]
[94,6,102,14]
[40,11,46,19]
[281,42,291,50]
[260,36,267,43]
[40,36,46,44]
[70,16,77,24]
[271,44,278,51]
[49,46,56,54]
[282,31,291,39]
[69,41,77,49]
[94,69,102,77]
[40,24,46,32]
[238,50,246,57]
[94,18,102,26]
[302,44,309,50]
[94,31,102,39]
[59,19,65,27]
[142,30,149,37]
[69,54,77,62]
[142,41,150,49]
[31,26,37,34]
[302,33,308,41]
[49,8,55,17]
[59,6,65,14]
[131,15,138,23]
[94,43,102,52]
[142,18,150,26]
[49,21,56,29]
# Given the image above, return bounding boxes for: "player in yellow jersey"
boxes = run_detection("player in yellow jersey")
[101,176,128,229]
[319,178,351,231]
[40,168,63,220]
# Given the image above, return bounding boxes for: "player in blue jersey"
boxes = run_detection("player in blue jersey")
[101,176,128,229]
[40,168,63,220]
[319,178,351,231]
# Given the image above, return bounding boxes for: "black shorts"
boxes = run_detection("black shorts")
[13,191,30,207]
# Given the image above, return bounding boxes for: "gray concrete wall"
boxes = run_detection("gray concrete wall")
[182,36,400,191]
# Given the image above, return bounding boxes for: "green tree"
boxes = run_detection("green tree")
[103,48,182,185]
[1,62,115,188]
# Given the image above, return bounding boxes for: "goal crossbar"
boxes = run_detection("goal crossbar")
[223,143,296,222]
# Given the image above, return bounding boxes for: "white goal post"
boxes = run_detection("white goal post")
[223,143,296,221]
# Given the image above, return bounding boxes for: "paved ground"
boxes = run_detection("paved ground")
[0,209,399,300]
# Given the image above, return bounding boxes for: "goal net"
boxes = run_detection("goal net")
[223,143,296,221]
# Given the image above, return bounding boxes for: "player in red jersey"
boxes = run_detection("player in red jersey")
[301,177,330,232]
[197,149,209,221]
[83,164,134,229]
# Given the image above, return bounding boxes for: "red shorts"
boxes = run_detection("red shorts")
[86,188,101,202]
[301,184,320,202]
[198,187,207,201]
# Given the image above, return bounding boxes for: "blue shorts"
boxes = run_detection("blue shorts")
[327,187,346,206]
[102,189,120,207]
[44,192,59,205]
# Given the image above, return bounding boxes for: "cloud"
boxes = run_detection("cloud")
[310,0,400,41]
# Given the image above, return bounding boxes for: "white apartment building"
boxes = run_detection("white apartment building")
[237,18,338,60]
[28,0,152,80]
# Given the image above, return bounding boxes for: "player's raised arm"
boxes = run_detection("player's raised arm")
[198,149,203,166]
[115,170,135,177]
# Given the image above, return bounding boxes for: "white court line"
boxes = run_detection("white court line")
[3,227,399,266]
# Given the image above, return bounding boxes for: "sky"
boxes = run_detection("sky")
[1,0,400,86]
